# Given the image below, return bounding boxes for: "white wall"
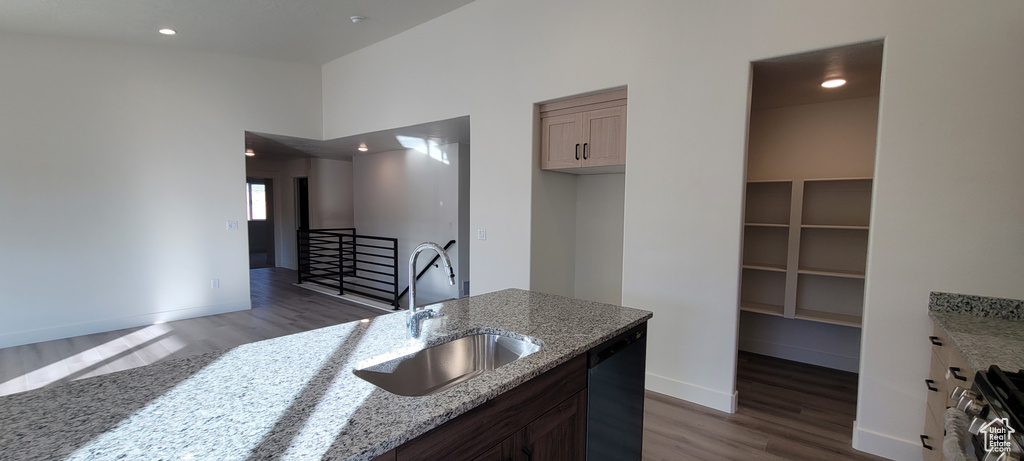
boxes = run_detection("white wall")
[529,171,625,306]
[457,144,471,297]
[747,96,879,181]
[352,144,464,306]
[309,158,354,229]
[321,1,1024,459]
[574,174,625,305]
[0,32,322,348]
[738,311,862,372]
[529,171,578,298]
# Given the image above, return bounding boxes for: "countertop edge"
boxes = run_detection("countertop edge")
[928,310,1024,373]
[362,312,654,460]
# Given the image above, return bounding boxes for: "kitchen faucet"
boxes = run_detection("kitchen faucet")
[407,241,456,338]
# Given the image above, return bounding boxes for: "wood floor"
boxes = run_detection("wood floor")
[644,352,887,461]
[0,268,886,460]
[0,267,384,397]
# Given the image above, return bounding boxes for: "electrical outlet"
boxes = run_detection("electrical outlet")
[477,229,487,240]
[226,221,239,231]
[211,279,220,289]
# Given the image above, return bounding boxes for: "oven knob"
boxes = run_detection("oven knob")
[958,398,984,416]
[983,450,1018,461]
[951,386,977,401]
[969,416,989,435]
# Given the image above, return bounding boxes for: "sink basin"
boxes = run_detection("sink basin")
[353,333,542,396]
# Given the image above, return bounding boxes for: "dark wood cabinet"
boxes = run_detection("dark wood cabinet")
[470,389,586,461]
[395,354,587,461]
[472,436,516,461]
[520,389,587,461]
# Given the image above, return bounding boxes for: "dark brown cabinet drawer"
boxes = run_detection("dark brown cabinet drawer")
[396,354,587,461]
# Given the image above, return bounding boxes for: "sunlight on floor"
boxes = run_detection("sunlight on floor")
[1,324,183,394]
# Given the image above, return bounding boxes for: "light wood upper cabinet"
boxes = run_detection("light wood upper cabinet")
[540,113,583,170]
[581,106,626,168]
[539,89,626,173]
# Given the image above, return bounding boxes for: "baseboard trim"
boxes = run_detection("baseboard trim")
[738,337,860,373]
[646,372,738,413]
[0,300,250,349]
[853,420,920,460]
[293,283,399,313]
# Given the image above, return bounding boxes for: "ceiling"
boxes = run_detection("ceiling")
[246,116,470,162]
[751,40,884,110]
[0,0,476,64]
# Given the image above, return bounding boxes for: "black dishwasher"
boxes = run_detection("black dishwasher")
[587,321,647,461]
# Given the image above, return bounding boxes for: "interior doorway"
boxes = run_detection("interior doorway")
[734,39,884,432]
[295,177,309,231]
[246,178,275,269]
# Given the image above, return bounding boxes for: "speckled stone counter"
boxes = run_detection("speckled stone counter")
[928,291,1024,372]
[0,289,652,461]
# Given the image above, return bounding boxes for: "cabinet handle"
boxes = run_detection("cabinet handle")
[582,143,588,160]
[575,143,580,161]
[949,367,967,381]
[929,336,942,346]
[522,447,533,461]
[921,434,933,450]
[925,379,938,392]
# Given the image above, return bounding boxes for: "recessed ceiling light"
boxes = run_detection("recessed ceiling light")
[159,28,177,36]
[245,149,255,157]
[357,143,369,152]
[350,16,365,24]
[821,78,847,88]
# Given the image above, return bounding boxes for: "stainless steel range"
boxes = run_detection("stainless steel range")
[950,366,1024,460]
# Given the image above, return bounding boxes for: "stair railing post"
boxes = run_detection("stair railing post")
[297,229,303,284]
[393,239,400,310]
[338,233,345,296]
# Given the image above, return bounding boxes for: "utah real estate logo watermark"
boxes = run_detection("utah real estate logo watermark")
[978,418,1016,454]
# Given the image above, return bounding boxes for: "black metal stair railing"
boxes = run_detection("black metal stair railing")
[297,228,399,309]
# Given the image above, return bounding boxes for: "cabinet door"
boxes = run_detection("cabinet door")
[473,436,516,461]
[582,105,626,168]
[946,348,975,397]
[541,113,583,170]
[921,407,943,461]
[519,390,587,461]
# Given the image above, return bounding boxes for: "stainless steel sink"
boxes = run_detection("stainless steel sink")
[353,333,542,396]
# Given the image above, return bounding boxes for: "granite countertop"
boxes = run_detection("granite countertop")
[0,289,652,461]
[928,291,1024,372]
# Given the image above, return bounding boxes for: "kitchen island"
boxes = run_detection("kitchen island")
[0,289,652,461]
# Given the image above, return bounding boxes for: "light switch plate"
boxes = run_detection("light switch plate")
[226,221,239,231]
[477,229,487,240]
